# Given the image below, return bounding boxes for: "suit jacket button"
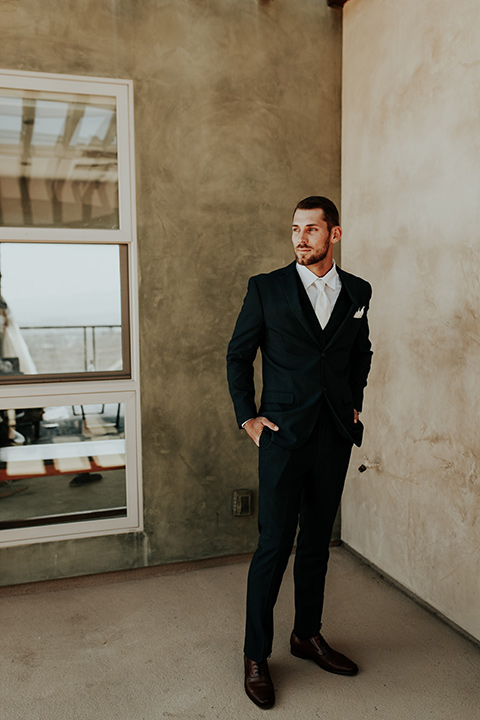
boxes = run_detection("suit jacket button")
[321,352,326,358]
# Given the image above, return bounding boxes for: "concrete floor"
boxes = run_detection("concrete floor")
[1,547,479,720]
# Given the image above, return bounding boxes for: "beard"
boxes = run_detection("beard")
[295,239,331,266]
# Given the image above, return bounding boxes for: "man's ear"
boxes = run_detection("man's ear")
[330,226,342,245]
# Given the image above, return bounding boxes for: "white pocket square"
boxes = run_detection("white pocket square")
[353,306,365,319]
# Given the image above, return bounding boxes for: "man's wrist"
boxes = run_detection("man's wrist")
[241,418,255,428]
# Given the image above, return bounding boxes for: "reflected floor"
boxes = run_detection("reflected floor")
[0,404,126,527]
[0,469,126,523]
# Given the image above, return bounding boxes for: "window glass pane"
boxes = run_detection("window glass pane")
[0,89,118,229]
[0,243,125,376]
[0,403,126,530]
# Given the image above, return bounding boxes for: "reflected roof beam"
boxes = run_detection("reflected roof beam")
[19,99,35,224]
[102,113,117,152]
[61,103,86,150]
[49,178,65,226]
[19,176,32,226]
[20,98,35,169]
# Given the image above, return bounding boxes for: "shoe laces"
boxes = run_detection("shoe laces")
[250,660,268,678]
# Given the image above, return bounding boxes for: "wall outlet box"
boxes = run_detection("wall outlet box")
[232,489,252,516]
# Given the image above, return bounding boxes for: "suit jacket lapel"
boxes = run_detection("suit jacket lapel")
[280,262,324,348]
[324,266,358,350]
[322,285,350,339]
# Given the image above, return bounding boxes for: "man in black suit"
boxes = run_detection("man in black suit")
[226,196,373,709]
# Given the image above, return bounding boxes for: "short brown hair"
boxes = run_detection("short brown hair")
[293,196,340,231]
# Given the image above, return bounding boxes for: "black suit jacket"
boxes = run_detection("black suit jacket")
[227,262,373,449]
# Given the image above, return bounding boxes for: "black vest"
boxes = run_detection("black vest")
[295,273,351,347]
[295,274,351,424]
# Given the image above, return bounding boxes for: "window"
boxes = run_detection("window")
[0,401,126,530]
[0,70,141,547]
[0,242,129,380]
[0,90,119,229]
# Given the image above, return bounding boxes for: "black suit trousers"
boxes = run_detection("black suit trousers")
[244,417,353,663]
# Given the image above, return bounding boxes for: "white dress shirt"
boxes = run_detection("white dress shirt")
[296,261,342,319]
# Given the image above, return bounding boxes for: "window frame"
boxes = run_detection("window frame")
[0,69,135,244]
[0,69,142,547]
[0,388,142,546]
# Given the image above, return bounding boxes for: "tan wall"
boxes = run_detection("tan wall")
[341,0,480,639]
[0,0,342,582]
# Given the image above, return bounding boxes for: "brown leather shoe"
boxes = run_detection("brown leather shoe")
[244,655,275,709]
[290,631,358,676]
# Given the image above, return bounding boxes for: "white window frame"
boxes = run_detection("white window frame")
[0,69,135,245]
[0,70,142,547]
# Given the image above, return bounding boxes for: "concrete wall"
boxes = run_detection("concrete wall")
[0,1,342,583]
[341,0,480,640]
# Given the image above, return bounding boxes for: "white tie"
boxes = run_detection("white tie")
[314,278,331,329]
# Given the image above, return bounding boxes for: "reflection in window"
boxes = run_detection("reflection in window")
[0,243,126,377]
[0,90,118,229]
[0,403,126,529]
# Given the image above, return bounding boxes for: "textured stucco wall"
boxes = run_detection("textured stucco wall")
[0,0,342,583]
[341,0,480,639]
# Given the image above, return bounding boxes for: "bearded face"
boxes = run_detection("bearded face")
[292,208,338,271]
